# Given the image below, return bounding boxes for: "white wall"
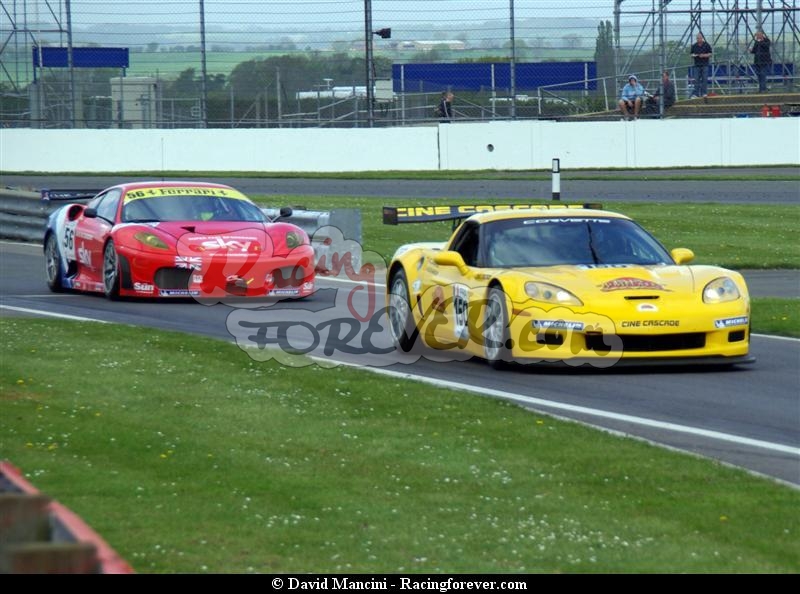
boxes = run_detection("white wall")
[437,118,800,169]
[1,118,797,172]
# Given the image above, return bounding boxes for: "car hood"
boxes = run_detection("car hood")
[499,264,702,298]
[125,221,304,256]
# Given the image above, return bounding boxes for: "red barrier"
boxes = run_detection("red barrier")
[0,461,134,574]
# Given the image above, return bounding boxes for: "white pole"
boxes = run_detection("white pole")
[551,158,561,201]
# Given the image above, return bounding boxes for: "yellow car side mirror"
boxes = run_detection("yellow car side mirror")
[433,250,469,274]
[671,248,695,265]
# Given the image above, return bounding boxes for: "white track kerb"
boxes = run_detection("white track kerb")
[309,355,800,457]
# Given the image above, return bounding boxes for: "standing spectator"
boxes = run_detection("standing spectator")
[750,30,772,93]
[690,32,713,97]
[437,91,454,121]
[618,74,645,120]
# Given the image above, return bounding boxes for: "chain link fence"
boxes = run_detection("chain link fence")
[1,1,797,128]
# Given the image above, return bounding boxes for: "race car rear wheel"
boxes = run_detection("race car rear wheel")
[103,240,121,300]
[388,269,418,352]
[44,233,64,292]
[484,286,512,369]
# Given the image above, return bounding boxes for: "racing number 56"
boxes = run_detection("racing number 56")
[63,226,74,251]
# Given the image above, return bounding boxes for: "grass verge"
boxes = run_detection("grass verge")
[257,197,800,269]
[751,298,800,337]
[1,318,798,573]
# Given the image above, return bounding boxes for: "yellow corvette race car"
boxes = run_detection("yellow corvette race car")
[383,204,753,368]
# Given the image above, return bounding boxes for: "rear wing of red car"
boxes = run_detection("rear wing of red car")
[41,189,102,202]
[382,203,603,225]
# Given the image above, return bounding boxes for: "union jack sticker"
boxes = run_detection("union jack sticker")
[175,256,202,270]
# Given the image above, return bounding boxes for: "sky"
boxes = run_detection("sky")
[6,1,696,30]
[3,1,785,52]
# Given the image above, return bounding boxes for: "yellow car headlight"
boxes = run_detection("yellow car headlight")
[133,231,169,250]
[525,282,583,306]
[703,277,741,303]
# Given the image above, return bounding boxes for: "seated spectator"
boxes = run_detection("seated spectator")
[645,71,676,115]
[618,74,646,120]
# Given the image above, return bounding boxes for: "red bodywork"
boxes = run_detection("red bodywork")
[49,181,316,299]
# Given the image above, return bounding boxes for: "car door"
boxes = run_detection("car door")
[418,221,486,348]
[75,190,122,285]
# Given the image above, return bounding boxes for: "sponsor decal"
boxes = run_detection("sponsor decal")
[431,285,446,312]
[532,319,585,331]
[637,303,659,312]
[77,243,92,267]
[191,237,254,252]
[621,320,680,328]
[526,217,611,225]
[192,274,204,284]
[714,316,749,329]
[133,282,155,293]
[412,279,422,292]
[577,264,632,270]
[124,187,248,202]
[160,289,201,297]
[302,281,315,291]
[74,280,104,293]
[600,277,669,292]
[268,288,301,296]
[175,256,202,270]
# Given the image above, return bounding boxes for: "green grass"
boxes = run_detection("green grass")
[1,319,799,573]
[752,298,800,337]
[255,196,800,269]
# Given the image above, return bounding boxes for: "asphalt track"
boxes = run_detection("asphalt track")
[1,242,798,486]
[3,169,799,203]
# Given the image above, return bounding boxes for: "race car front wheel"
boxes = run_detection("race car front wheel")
[103,240,121,300]
[388,269,418,352]
[484,286,512,369]
[44,233,64,292]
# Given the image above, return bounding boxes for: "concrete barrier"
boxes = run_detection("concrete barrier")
[1,118,797,172]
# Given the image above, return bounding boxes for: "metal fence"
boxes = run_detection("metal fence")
[1,1,798,128]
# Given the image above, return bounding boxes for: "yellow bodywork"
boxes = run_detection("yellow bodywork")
[386,209,751,365]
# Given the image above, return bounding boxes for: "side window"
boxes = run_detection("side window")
[86,192,105,211]
[449,222,480,267]
[95,189,122,223]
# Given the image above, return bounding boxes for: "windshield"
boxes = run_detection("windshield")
[121,194,266,223]
[483,216,673,267]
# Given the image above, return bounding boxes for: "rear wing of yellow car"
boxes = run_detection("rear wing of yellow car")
[382,203,603,225]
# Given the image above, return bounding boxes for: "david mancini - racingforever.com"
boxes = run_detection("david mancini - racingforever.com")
[280,577,527,591]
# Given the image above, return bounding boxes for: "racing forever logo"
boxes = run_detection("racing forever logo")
[219,226,624,368]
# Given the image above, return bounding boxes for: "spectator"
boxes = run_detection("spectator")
[690,32,713,97]
[437,91,454,121]
[646,71,676,115]
[750,30,772,93]
[618,74,645,120]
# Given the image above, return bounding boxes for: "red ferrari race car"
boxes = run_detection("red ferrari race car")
[44,181,316,299]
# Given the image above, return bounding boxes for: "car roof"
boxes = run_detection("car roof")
[468,208,632,224]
